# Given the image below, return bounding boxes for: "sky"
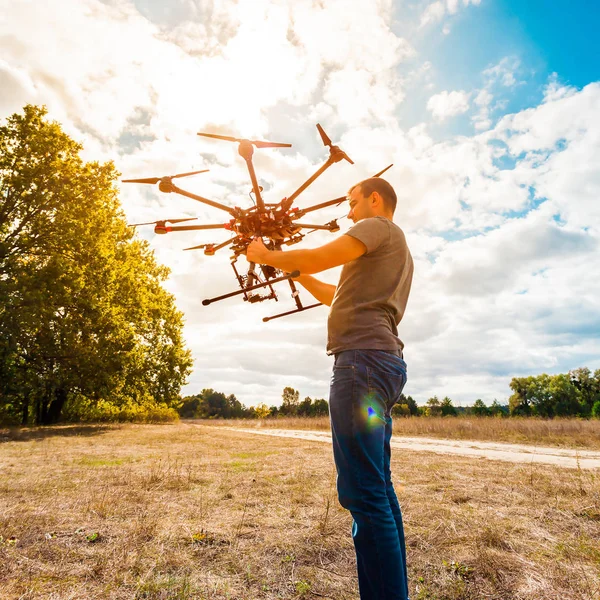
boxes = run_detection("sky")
[1,0,599,407]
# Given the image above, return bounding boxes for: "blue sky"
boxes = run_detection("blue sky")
[396,0,600,138]
[1,0,599,406]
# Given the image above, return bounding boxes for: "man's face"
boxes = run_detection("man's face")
[347,186,372,224]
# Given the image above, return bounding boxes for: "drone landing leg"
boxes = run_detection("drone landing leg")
[288,278,303,310]
[202,270,300,306]
[262,277,322,322]
[263,302,323,323]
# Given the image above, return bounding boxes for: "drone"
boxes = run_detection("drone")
[123,124,392,322]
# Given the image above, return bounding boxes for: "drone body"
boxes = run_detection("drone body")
[123,124,391,321]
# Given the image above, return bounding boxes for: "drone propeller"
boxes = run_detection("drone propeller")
[316,123,333,148]
[316,123,354,165]
[197,132,291,149]
[128,217,197,227]
[122,169,209,185]
[286,164,395,217]
[373,164,393,178]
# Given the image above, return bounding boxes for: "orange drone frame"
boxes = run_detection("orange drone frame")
[124,124,391,322]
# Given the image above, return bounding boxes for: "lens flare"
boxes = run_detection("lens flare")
[361,393,386,430]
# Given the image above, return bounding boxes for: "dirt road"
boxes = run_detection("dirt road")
[227,427,600,469]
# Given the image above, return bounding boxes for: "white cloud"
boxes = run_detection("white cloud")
[420,0,482,28]
[483,57,522,88]
[472,88,493,130]
[427,90,470,120]
[420,1,446,27]
[2,1,599,408]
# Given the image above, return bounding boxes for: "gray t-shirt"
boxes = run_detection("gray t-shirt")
[326,216,413,356]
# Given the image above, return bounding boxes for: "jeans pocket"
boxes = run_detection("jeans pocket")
[366,366,407,414]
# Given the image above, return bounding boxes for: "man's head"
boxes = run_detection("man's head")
[346,177,397,223]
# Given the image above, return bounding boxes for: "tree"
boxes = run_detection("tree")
[405,395,419,416]
[425,396,441,417]
[440,396,457,416]
[280,386,300,416]
[297,396,313,417]
[0,105,192,424]
[312,398,329,416]
[392,403,410,417]
[549,374,581,417]
[255,403,271,419]
[471,399,490,416]
[178,395,201,418]
[570,367,600,416]
[489,399,507,417]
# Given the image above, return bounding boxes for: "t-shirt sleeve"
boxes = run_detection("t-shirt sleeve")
[344,218,389,255]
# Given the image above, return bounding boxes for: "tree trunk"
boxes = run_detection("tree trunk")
[21,393,29,426]
[45,387,67,424]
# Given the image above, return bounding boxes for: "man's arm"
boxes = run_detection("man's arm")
[246,234,367,275]
[293,274,336,307]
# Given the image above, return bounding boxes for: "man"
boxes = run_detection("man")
[246,177,413,600]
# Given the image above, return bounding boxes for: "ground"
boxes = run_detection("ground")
[0,420,599,599]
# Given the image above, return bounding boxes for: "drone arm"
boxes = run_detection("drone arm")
[250,234,366,275]
[170,183,237,216]
[166,223,228,232]
[284,156,336,206]
[292,222,339,231]
[292,196,346,218]
[289,165,391,217]
[293,274,336,307]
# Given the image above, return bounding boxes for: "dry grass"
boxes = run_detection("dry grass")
[0,422,599,599]
[207,416,600,450]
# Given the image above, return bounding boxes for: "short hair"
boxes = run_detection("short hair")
[348,177,397,214]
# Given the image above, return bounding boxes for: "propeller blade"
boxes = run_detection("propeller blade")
[341,151,354,165]
[166,217,199,224]
[316,123,332,147]
[129,217,197,227]
[172,169,210,179]
[129,221,158,227]
[198,132,291,148]
[373,164,393,178]
[122,177,160,184]
[197,132,240,143]
[252,140,292,149]
[183,243,209,251]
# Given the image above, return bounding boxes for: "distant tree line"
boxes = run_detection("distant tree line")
[182,367,600,421]
[178,386,329,419]
[0,106,192,426]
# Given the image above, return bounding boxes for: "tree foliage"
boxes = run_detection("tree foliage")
[508,369,600,418]
[471,399,490,416]
[178,389,255,419]
[0,105,192,425]
[280,386,300,416]
[177,387,329,419]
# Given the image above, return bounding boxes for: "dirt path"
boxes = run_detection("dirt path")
[225,427,600,469]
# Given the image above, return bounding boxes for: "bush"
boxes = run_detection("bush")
[592,401,600,419]
[63,397,179,423]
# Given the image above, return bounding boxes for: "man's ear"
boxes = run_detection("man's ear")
[371,191,382,209]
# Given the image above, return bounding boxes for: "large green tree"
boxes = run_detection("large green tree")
[0,105,192,425]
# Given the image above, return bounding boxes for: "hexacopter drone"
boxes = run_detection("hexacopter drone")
[123,124,391,322]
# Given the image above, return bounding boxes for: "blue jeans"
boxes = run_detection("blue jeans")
[329,349,409,600]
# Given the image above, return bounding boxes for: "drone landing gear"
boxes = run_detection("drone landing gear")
[263,278,322,322]
[201,263,323,321]
[201,268,294,306]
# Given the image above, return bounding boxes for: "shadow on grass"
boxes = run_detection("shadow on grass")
[0,424,119,444]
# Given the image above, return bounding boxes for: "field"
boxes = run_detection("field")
[1,419,599,600]
[206,415,600,450]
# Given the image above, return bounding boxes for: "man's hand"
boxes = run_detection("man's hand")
[246,237,270,264]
